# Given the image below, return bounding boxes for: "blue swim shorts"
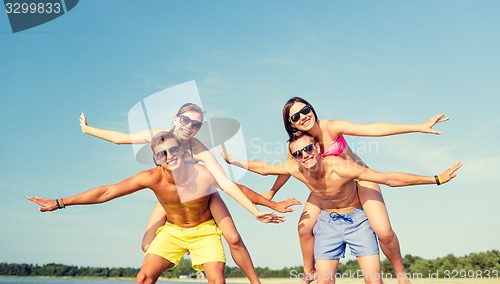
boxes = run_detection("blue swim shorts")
[313,208,379,260]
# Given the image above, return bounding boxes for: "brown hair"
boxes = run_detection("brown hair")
[282,97,318,138]
[288,131,315,154]
[150,131,182,151]
[176,103,204,119]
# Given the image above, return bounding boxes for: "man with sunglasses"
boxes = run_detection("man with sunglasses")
[223,131,462,283]
[27,131,285,284]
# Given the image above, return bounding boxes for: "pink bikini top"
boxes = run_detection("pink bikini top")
[321,132,347,157]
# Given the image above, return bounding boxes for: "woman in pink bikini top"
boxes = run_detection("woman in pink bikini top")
[275,96,448,282]
[321,131,346,157]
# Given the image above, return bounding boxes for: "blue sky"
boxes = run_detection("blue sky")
[1,0,499,270]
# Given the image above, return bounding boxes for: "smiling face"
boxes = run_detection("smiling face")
[172,110,204,142]
[289,134,320,170]
[282,97,319,136]
[151,132,184,171]
[287,101,317,133]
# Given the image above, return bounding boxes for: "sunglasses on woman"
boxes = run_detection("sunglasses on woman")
[155,145,181,163]
[289,105,312,123]
[179,115,203,130]
[291,143,315,160]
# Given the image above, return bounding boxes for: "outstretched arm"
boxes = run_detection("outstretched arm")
[220,149,291,176]
[263,174,292,200]
[195,145,285,223]
[328,113,449,137]
[337,159,463,187]
[80,113,163,144]
[27,170,151,212]
[220,149,293,199]
[237,183,301,213]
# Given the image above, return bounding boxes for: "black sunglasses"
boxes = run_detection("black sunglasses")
[289,105,312,123]
[179,115,203,130]
[291,143,315,160]
[155,145,181,163]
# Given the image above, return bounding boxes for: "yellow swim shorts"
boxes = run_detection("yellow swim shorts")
[145,219,225,271]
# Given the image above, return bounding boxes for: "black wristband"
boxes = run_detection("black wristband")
[55,199,62,209]
[434,175,441,186]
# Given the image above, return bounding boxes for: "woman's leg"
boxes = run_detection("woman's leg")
[141,203,168,252]
[357,180,410,284]
[209,192,261,284]
[299,193,322,284]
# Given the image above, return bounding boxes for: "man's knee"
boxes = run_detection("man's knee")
[207,275,225,284]
[136,269,159,284]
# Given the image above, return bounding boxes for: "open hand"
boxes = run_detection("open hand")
[272,198,302,213]
[219,148,235,164]
[438,162,463,184]
[80,113,89,134]
[26,196,59,212]
[421,113,449,134]
[254,211,286,224]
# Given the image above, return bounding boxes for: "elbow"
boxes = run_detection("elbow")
[112,138,127,145]
[383,175,400,187]
[255,166,272,176]
[386,181,398,187]
[385,179,404,187]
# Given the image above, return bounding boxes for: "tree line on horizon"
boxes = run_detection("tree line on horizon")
[1,250,499,279]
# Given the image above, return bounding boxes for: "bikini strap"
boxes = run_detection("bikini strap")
[324,120,339,141]
[189,139,194,158]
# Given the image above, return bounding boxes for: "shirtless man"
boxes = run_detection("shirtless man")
[27,131,284,284]
[223,131,462,284]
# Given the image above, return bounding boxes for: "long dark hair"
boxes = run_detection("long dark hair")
[282,97,319,137]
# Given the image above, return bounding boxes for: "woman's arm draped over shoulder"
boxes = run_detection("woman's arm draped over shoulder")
[193,140,285,222]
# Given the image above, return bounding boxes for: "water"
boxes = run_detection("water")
[0,277,209,284]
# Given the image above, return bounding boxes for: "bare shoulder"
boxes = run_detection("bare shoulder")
[193,164,217,183]
[324,156,351,176]
[137,167,163,183]
[190,138,208,150]
[190,138,212,160]
[321,119,343,135]
[285,159,301,175]
[319,119,337,126]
